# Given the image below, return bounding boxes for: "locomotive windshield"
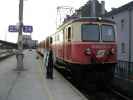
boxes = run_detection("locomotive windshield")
[81,24,99,41]
[101,25,115,41]
[81,24,115,42]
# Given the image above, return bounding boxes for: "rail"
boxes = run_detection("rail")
[109,88,131,100]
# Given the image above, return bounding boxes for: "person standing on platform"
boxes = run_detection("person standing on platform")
[46,48,54,79]
[45,37,54,79]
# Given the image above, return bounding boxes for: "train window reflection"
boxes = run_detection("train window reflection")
[81,24,99,41]
[102,25,115,41]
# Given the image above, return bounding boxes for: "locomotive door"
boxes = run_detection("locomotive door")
[63,27,72,61]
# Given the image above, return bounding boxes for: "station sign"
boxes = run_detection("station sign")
[8,25,33,33]
[23,26,33,33]
[8,25,18,32]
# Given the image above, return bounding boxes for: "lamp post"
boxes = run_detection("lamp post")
[16,0,24,71]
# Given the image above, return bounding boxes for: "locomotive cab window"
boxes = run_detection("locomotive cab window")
[101,25,115,41]
[81,24,99,41]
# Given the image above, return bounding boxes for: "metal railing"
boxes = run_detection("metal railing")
[115,61,133,79]
[0,49,15,60]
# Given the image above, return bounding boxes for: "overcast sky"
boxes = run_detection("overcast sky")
[0,0,132,43]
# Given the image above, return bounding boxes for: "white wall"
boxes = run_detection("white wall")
[131,9,133,62]
[106,11,130,61]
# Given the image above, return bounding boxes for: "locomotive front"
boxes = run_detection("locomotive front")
[68,18,117,86]
[52,17,117,87]
[71,18,117,66]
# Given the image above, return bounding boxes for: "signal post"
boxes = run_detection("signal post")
[16,0,24,71]
[8,0,33,71]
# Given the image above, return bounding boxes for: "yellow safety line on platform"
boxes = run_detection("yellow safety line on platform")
[37,58,53,100]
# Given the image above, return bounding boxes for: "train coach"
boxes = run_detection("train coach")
[39,17,117,87]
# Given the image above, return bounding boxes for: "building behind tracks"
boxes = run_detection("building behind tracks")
[104,1,133,78]
[23,35,38,49]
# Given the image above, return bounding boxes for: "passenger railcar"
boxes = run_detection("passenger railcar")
[37,40,45,57]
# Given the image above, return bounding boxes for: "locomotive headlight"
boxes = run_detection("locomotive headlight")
[85,48,91,55]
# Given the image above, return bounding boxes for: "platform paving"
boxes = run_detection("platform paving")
[0,50,87,100]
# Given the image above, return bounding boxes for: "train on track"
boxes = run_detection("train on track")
[37,17,117,87]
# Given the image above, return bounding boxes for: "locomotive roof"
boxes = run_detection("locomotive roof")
[57,17,115,30]
[74,17,115,24]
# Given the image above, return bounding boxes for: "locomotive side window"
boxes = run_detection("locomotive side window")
[81,24,99,41]
[101,25,115,41]
[68,27,71,41]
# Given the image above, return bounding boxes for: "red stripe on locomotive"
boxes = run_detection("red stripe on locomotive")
[53,42,116,64]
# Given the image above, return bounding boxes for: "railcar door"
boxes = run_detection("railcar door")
[63,29,65,60]
[63,29,66,60]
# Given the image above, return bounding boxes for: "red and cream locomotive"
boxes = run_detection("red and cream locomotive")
[38,17,117,87]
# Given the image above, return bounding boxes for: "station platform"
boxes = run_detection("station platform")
[0,50,87,100]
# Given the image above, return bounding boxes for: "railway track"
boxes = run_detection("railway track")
[108,88,131,100]
[55,65,131,100]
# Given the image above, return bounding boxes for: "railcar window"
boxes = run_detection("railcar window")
[49,37,53,44]
[81,24,99,41]
[101,25,115,41]
[65,28,67,40]
[57,34,59,41]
